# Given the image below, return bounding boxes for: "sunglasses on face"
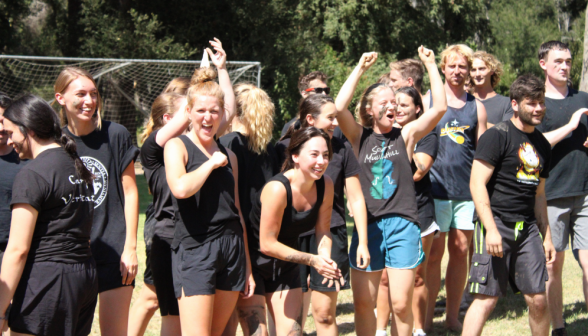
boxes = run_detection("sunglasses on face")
[305,87,331,95]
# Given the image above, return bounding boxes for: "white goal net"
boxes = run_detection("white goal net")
[0,55,261,144]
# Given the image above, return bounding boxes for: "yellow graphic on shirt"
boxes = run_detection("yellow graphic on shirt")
[440,119,471,145]
[516,143,541,184]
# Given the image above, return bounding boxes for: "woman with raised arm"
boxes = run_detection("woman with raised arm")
[335,46,447,336]
[247,127,338,336]
[164,65,255,336]
[0,95,97,336]
[54,67,140,336]
[275,94,370,336]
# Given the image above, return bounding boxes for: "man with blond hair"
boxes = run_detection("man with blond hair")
[424,44,487,332]
[470,51,513,128]
[389,59,425,94]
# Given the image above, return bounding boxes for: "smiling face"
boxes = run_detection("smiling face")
[292,136,330,180]
[188,95,222,141]
[470,58,493,87]
[514,97,546,126]
[540,49,572,85]
[56,76,98,124]
[368,87,396,132]
[442,54,469,87]
[3,118,31,159]
[306,102,338,139]
[394,92,420,126]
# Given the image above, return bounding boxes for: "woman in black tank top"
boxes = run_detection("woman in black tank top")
[335,47,447,336]
[164,66,254,336]
[247,127,337,336]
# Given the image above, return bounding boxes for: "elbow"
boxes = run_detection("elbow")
[259,240,276,257]
[170,186,190,199]
[6,245,29,263]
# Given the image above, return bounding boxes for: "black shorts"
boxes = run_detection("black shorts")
[468,218,548,297]
[151,235,179,316]
[143,243,154,286]
[417,196,436,233]
[252,259,301,295]
[172,234,246,297]
[143,204,156,286]
[97,262,135,293]
[299,226,351,292]
[9,259,98,336]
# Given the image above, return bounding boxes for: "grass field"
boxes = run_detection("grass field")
[90,174,588,335]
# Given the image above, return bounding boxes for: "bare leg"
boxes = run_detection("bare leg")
[425,232,445,331]
[577,250,588,312]
[461,294,498,336]
[445,228,473,331]
[351,268,383,336]
[161,315,182,336]
[221,310,239,336]
[99,286,133,336]
[236,295,268,336]
[266,288,304,336]
[376,270,391,333]
[524,293,550,336]
[311,290,338,336]
[177,289,239,336]
[128,284,159,336]
[413,233,435,331]
[300,276,312,331]
[546,251,565,329]
[387,268,416,336]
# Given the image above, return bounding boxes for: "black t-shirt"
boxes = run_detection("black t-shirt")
[64,121,140,264]
[479,94,514,125]
[10,148,94,263]
[474,120,551,223]
[275,136,361,235]
[0,150,27,245]
[536,88,588,200]
[140,130,174,241]
[219,132,280,230]
[411,131,438,206]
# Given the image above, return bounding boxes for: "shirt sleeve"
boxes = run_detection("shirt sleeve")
[140,130,163,171]
[10,169,49,211]
[474,127,505,167]
[110,123,140,173]
[342,140,362,178]
[415,132,439,160]
[502,100,514,121]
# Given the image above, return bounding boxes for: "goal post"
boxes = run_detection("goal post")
[0,55,261,144]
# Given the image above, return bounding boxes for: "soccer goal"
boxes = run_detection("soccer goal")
[0,55,261,144]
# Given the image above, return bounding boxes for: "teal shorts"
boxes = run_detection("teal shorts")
[434,199,475,232]
[349,215,424,271]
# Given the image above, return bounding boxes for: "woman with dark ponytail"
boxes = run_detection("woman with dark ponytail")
[0,94,98,336]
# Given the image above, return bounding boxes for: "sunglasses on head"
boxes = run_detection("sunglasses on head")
[305,87,331,95]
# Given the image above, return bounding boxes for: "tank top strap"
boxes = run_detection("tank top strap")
[315,176,325,207]
[272,173,293,209]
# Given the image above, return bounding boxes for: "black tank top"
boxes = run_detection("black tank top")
[171,135,241,250]
[358,127,419,224]
[249,173,325,263]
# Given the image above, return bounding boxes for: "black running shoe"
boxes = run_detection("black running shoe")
[552,328,568,336]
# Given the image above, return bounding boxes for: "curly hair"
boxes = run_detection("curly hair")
[440,44,474,70]
[234,83,275,154]
[472,51,503,89]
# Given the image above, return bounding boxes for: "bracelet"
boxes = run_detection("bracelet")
[0,315,6,321]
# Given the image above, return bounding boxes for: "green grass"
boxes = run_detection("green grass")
[90,181,588,335]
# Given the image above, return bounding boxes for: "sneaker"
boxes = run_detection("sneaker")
[375,330,388,336]
[413,328,427,336]
[552,328,568,336]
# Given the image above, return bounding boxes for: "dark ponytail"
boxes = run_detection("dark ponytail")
[280,94,335,141]
[4,94,94,187]
[282,127,332,172]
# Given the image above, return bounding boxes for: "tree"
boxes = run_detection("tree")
[581,2,588,91]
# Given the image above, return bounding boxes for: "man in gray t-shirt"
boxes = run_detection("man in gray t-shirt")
[470,51,513,127]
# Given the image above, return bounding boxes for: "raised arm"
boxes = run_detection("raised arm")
[335,52,378,148]
[542,108,588,147]
[403,47,447,146]
[207,38,236,136]
[155,100,190,147]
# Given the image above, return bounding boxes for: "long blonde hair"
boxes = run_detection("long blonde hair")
[140,92,185,144]
[53,67,103,129]
[234,83,274,154]
[354,83,394,127]
[186,68,225,111]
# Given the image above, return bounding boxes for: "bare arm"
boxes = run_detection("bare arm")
[207,38,236,136]
[475,100,488,142]
[155,102,190,147]
[314,176,335,260]
[413,152,434,182]
[335,52,378,148]
[164,138,228,199]
[0,205,37,320]
[542,108,588,147]
[535,178,556,263]
[345,175,370,268]
[120,162,139,285]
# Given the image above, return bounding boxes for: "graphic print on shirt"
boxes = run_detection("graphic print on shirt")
[369,141,397,199]
[81,156,108,208]
[516,143,541,185]
[440,119,471,145]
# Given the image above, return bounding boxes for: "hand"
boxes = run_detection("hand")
[311,255,342,281]
[418,45,435,65]
[120,247,138,285]
[358,52,378,71]
[206,38,227,70]
[355,243,371,269]
[584,136,588,148]
[543,238,556,264]
[241,270,256,299]
[485,228,503,258]
[209,151,228,169]
[568,108,588,131]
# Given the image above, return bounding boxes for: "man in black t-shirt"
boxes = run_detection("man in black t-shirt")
[463,74,556,336]
[470,51,514,128]
[534,41,588,336]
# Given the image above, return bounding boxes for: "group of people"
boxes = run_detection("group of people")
[0,37,586,336]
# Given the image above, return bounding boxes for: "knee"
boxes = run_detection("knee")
[380,276,390,287]
[414,273,426,288]
[313,307,335,326]
[448,240,469,259]
[353,294,375,312]
[140,295,159,312]
[528,296,549,316]
[391,300,411,320]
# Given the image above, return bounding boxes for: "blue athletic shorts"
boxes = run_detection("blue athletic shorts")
[349,215,424,271]
[434,199,475,232]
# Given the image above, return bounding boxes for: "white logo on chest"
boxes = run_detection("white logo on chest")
[81,156,109,208]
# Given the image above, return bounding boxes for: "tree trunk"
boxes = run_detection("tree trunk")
[580,2,588,92]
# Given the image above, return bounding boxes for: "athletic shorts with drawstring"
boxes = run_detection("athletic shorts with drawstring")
[349,214,424,271]
[468,217,548,297]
